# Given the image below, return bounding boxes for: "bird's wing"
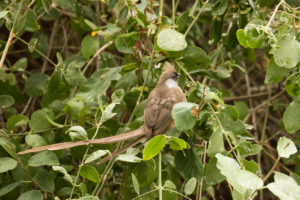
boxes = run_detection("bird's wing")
[145,88,186,135]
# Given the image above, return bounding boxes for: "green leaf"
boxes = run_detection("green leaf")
[117,154,143,163]
[0,95,14,108]
[81,35,99,59]
[274,35,300,68]
[41,70,70,107]
[212,0,228,16]
[163,180,178,200]
[0,157,17,173]
[172,102,198,131]
[277,136,297,158]
[207,127,224,157]
[131,173,140,195]
[267,172,300,200]
[237,142,262,157]
[0,11,8,19]
[17,190,43,200]
[52,166,73,184]
[175,149,203,180]
[25,134,47,148]
[204,157,225,185]
[12,57,27,72]
[184,177,197,195]
[157,29,187,51]
[118,6,128,21]
[28,151,59,167]
[64,97,85,119]
[283,100,300,134]
[67,125,88,141]
[265,57,290,84]
[111,89,125,103]
[245,28,263,48]
[80,165,100,183]
[143,135,166,160]
[169,137,188,150]
[29,109,54,131]
[101,103,118,122]
[236,29,248,48]
[210,16,223,44]
[216,153,263,195]
[183,46,210,66]
[77,67,121,106]
[85,150,109,164]
[25,9,40,32]
[28,37,38,52]
[6,114,29,130]
[285,75,300,96]
[32,168,54,192]
[65,61,85,86]
[0,181,21,197]
[25,73,49,97]
[176,11,189,32]
[115,32,140,54]
[242,159,259,174]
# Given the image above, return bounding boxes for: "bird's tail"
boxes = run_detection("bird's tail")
[18,126,146,154]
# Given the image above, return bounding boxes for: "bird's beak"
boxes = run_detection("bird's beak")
[177,73,182,77]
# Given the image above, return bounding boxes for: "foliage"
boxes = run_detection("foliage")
[0,0,300,199]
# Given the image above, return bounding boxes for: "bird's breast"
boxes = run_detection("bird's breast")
[165,78,178,88]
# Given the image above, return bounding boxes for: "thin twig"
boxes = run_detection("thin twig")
[184,0,209,37]
[42,20,59,72]
[266,0,284,29]
[82,40,114,74]
[0,0,24,69]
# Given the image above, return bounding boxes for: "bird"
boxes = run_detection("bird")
[18,62,186,155]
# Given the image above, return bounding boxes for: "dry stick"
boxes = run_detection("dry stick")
[0,0,24,69]
[42,20,59,72]
[223,91,270,102]
[82,40,114,74]
[243,90,285,123]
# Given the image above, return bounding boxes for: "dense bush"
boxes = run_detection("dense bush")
[0,0,300,199]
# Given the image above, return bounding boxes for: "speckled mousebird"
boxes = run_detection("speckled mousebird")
[18,62,186,154]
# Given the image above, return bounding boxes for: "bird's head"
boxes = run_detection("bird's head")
[158,62,181,88]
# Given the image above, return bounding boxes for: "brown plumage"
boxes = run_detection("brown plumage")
[144,62,186,137]
[18,62,186,155]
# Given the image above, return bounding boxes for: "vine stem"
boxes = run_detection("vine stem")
[208,103,242,166]
[158,152,163,200]
[266,0,284,29]
[0,0,24,69]
[197,141,207,200]
[69,123,102,199]
[158,0,164,23]
[184,0,209,37]
[14,35,57,67]
[172,0,176,27]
